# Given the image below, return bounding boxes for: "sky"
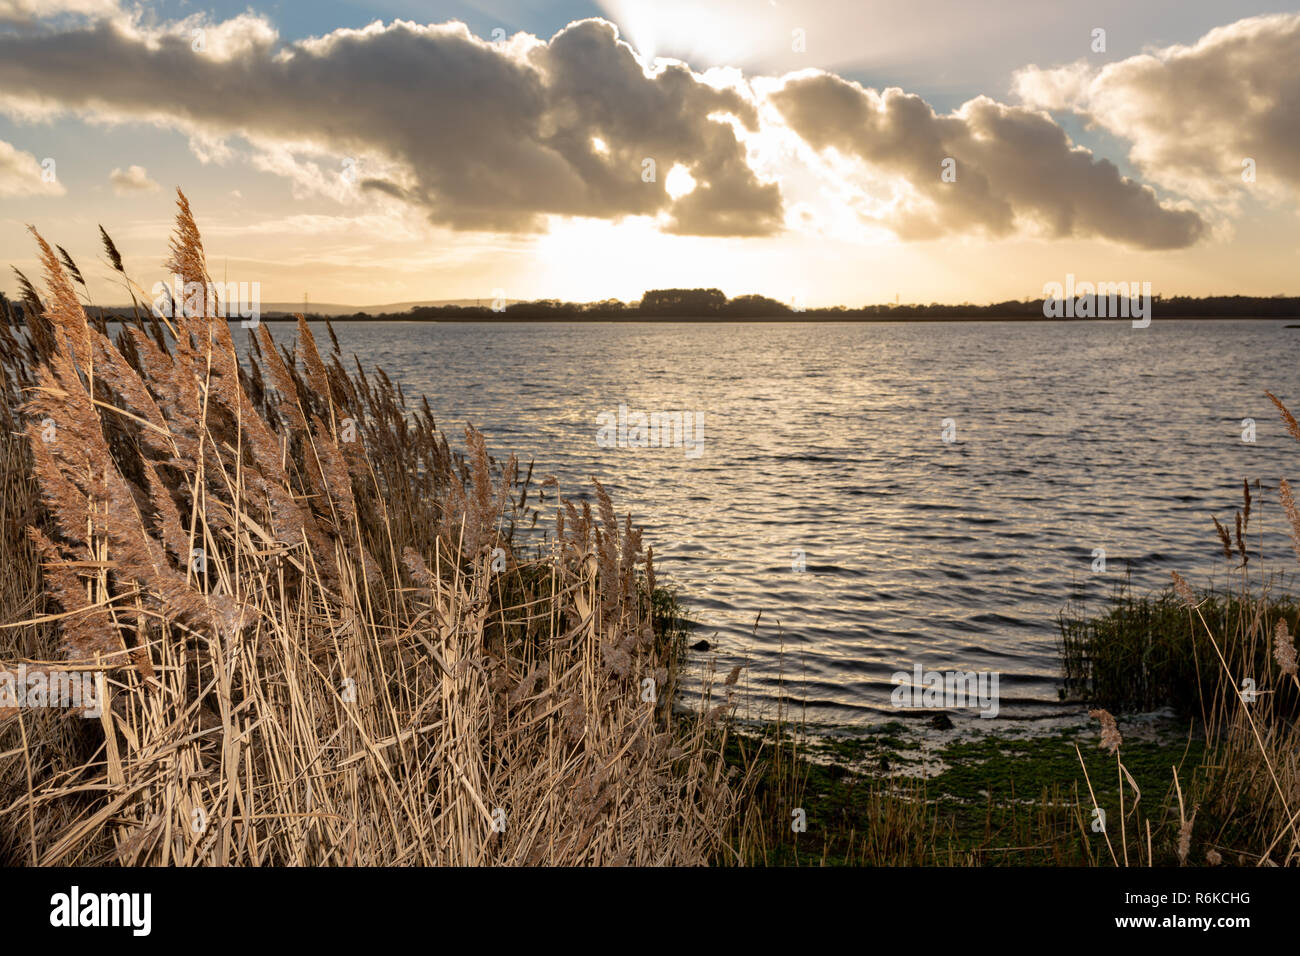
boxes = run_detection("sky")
[0,0,1298,308]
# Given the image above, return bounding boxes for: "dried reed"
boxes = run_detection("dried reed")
[0,192,741,866]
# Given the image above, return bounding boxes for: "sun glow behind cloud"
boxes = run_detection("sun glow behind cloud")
[600,0,783,67]
[591,0,1055,77]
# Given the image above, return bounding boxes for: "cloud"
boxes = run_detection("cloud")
[0,15,782,236]
[0,138,65,197]
[0,9,1223,248]
[768,72,1205,249]
[1013,14,1300,207]
[109,163,159,194]
[0,0,117,23]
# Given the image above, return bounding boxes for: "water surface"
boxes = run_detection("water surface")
[268,319,1300,725]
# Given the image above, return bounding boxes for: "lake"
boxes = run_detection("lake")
[265,319,1300,726]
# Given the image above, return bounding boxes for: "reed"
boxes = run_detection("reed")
[0,191,743,866]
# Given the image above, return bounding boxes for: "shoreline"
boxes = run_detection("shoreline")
[721,706,1208,866]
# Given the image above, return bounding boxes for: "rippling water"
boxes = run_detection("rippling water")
[268,319,1300,725]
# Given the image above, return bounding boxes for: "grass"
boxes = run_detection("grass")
[1059,576,1300,718]
[717,711,1206,866]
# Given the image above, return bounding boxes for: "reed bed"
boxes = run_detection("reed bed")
[0,191,742,866]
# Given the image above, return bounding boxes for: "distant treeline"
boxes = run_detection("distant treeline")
[307,288,1300,321]
[5,287,1299,324]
